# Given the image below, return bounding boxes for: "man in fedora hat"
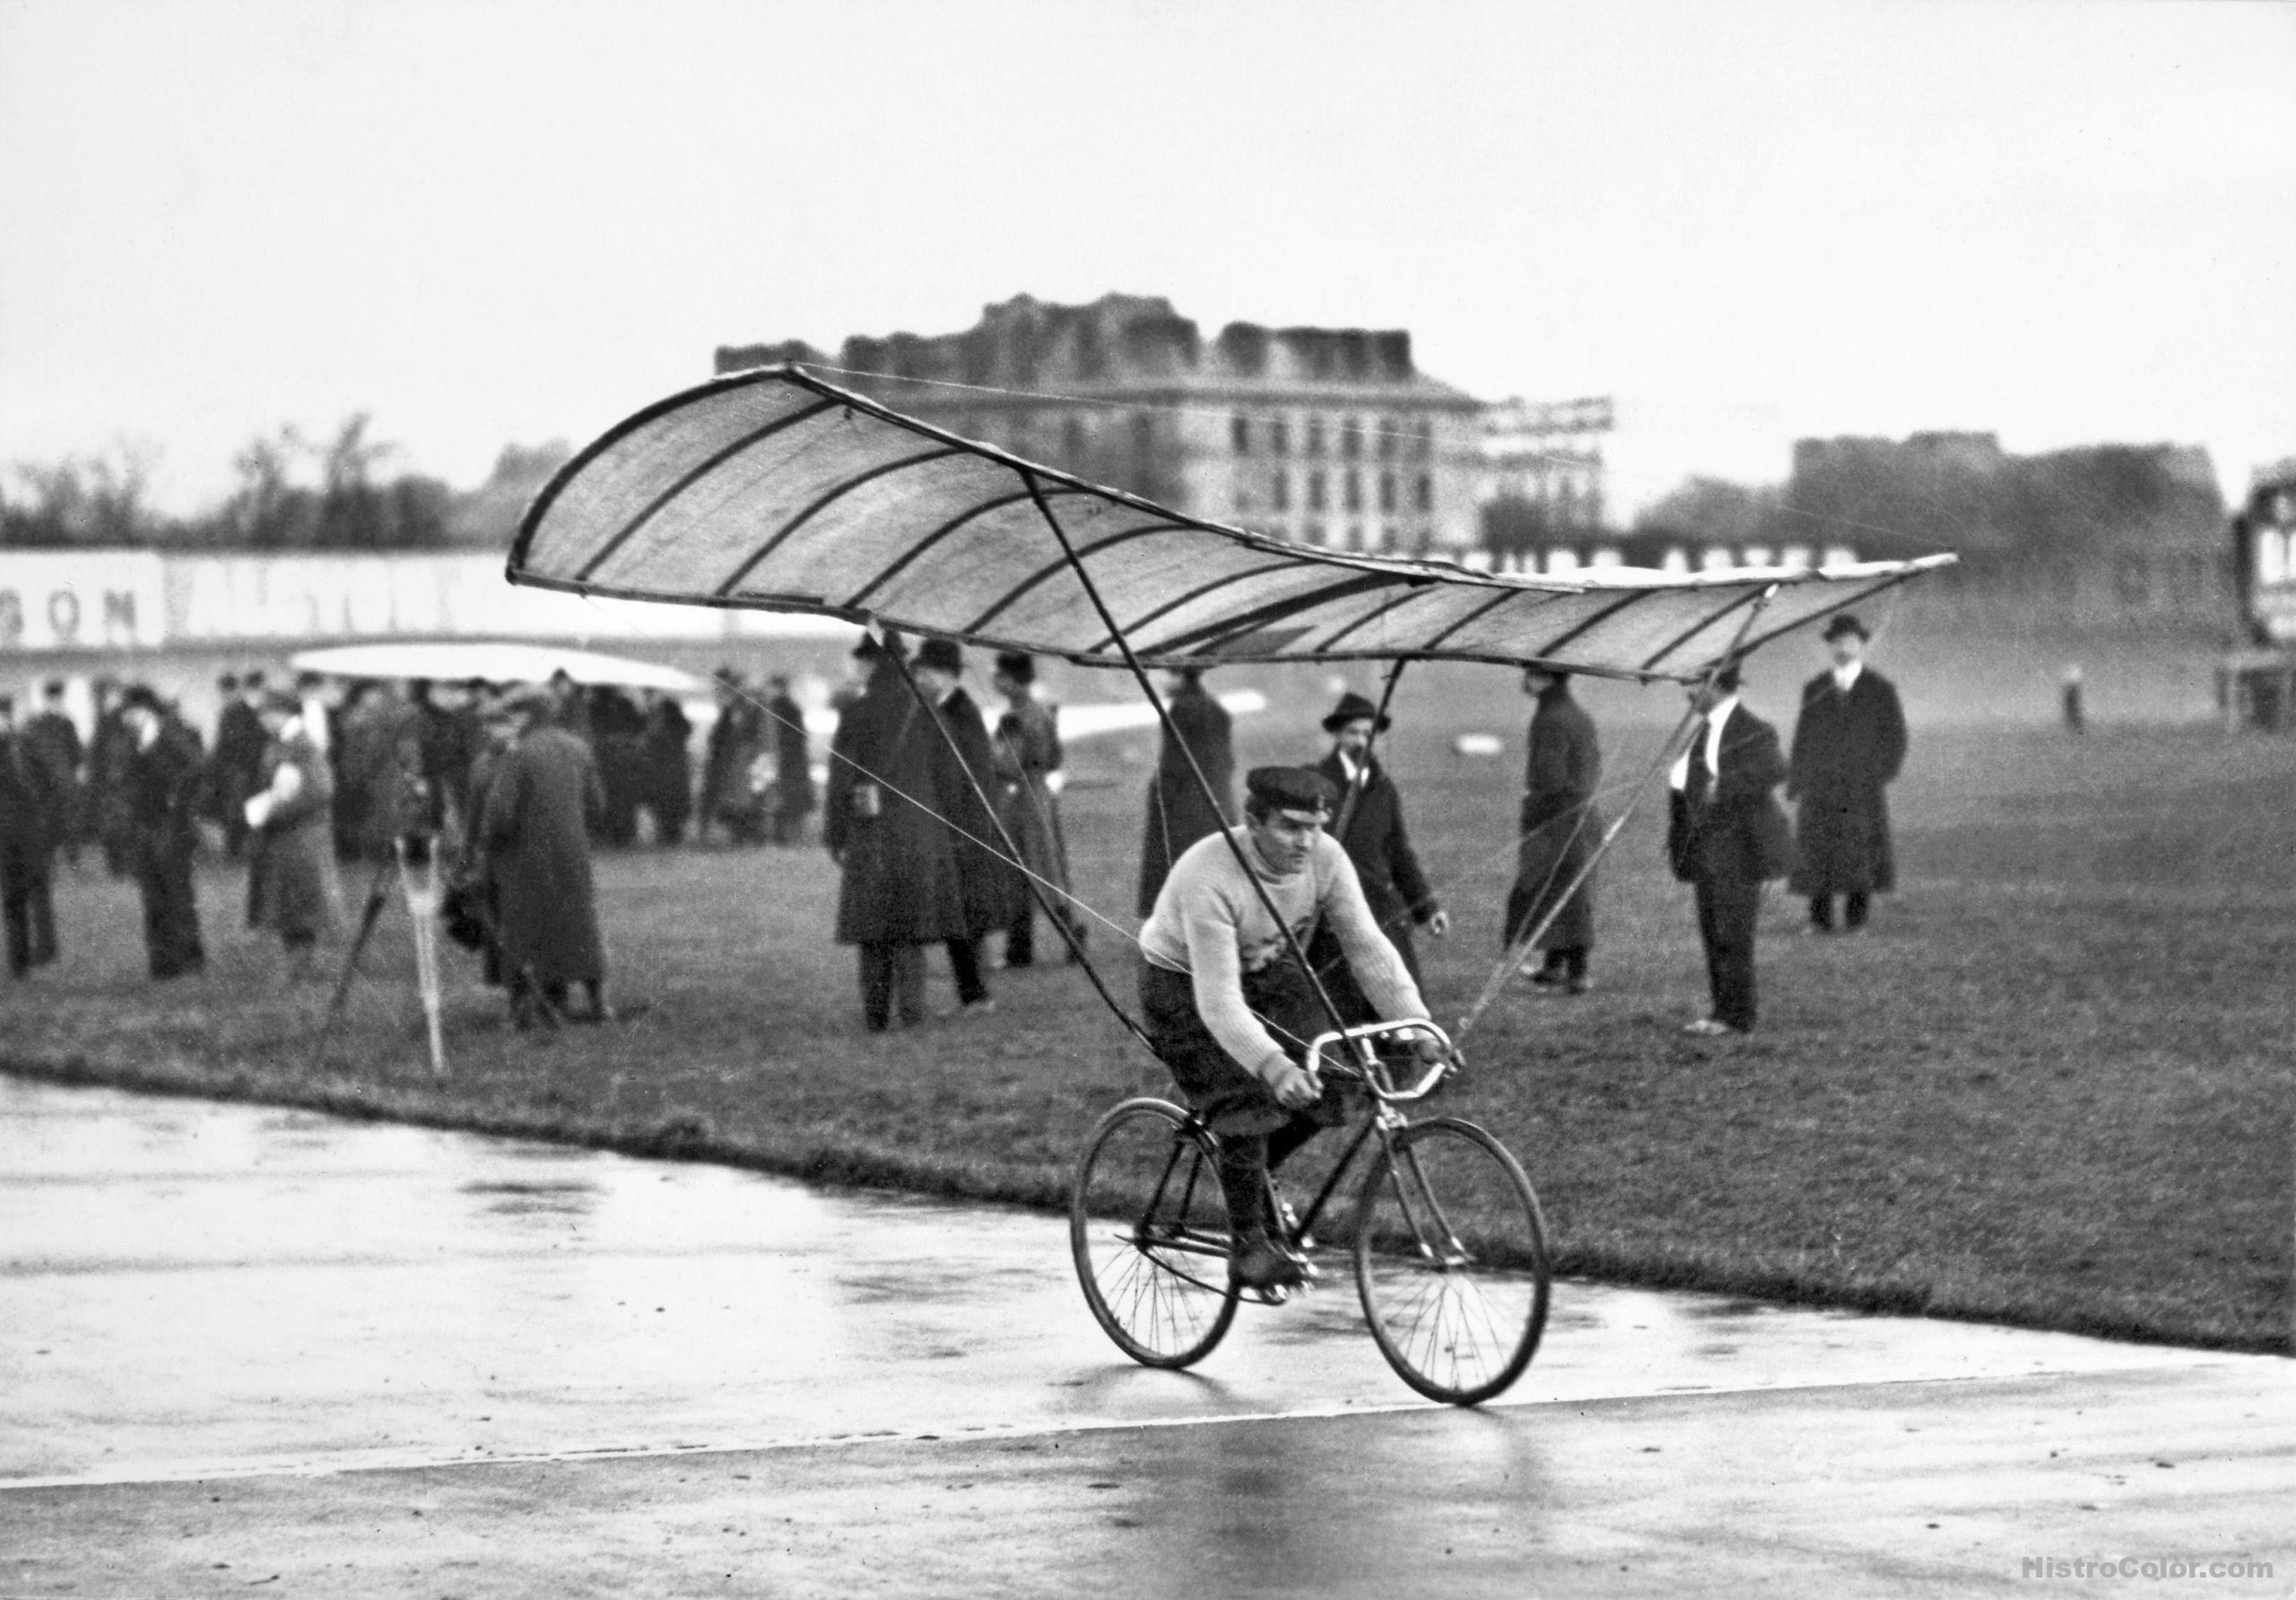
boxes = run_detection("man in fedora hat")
[1508,666,1603,993]
[825,632,969,1030]
[908,638,1011,1016]
[1665,664,1794,1035]
[1305,690,1445,1014]
[1138,765,1452,1291]
[1787,613,1908,934]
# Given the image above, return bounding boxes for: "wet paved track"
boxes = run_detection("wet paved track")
[3,1077,2289,1596]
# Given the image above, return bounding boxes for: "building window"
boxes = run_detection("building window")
[1381,524,1399,551]
[1341,416,1361,459]
[1413,474,1433,513]
[1306,416,1326,457]
[1272,469,1291,512]
[1379,473,1397,513]
[1270,417,1291,457]
[1376,415,1396,461]
[1231,413,1250,455]
[1308,472,1327,512]
[1346,525,1364,552]
[1344,471,1362,513]
[1413,417,1433,459]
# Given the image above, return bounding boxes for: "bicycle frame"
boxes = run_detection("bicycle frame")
[1266,1019,1459,1254]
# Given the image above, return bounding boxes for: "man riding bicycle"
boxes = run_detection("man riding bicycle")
[1137,765,1455,1291]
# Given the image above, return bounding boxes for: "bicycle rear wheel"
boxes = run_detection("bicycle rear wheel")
[1070,1099,1240,1369]
[1352,1117,1551,1405]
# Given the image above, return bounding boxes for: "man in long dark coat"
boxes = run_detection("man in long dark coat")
[1,696,63,978]
[117,687,207,980]
[481,690,610,1026]
[765,675,815,846]
[1787,613,1909,934]
[1306,690,1446,1016]
[209,674,268,862]
[909,639,1011,1015]
[824,634,967,1030]
[1666,665,1794,1036]
[701,668,766,845]
[640,691,694,846]
[1136,666,1235,915]
[84,677,135,878]
[989,653,1082,967]
[1508,668,1603,994]
[23,681,83,869]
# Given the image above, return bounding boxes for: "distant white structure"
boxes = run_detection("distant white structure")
[1480,395,1791,534]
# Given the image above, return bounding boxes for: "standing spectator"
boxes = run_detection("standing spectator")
[116,686,207,980]
[547,669,591,749]
[84,676,135,877]
[243,691,344,980]
[405,678,480,840]
[909,639,1009,1016]
[989,652,1083,967]
[1787,614,1909,935]
[701,668,766,844]
[823,634,966,1031]
[22,680,84,869]
[480,687,611,1027]
[589,685,648,847]
[1,696,63,978]
[2061,665,2085,735]
[1307,690,1446,1015]
[335,680,413,865]
[1136,666,1235,915]
[1665,665,1793,1036]
[1508,667,1604,994]
[640,691,694,846]
[764,674,815,846]
[208,674,268,862]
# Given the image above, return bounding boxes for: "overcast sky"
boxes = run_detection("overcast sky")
[3,0,2291,520]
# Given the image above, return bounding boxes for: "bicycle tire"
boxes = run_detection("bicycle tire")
[1352,1117,1552,1405]
[1070,1098,1240,1369]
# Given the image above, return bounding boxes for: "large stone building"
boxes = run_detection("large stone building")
[716,293,1486,557]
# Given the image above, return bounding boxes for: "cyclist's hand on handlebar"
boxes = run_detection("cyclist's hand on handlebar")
[1412,1032,1462,1081]
[1263,1055,1324,1109]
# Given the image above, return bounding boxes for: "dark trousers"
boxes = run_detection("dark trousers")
[1535,945,1588,980]
[1693,873,1761,1031]
[1004,899,1084,968]
[1808,892,1869,931]
[4,864,57,975]
[944,935,989,1005]
[857,942,928,1030]
[135,839,205,979]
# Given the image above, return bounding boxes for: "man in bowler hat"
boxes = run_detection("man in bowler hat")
[1305,689,1446,1014]
[1787,613,1908,934]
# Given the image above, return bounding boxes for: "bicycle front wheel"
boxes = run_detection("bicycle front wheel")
[1070,1099,1239,1369]
[1352,1117,1552,1405]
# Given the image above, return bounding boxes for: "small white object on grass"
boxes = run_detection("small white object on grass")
[1454,733,1503,757]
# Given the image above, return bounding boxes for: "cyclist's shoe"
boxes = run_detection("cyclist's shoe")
[1230,1233,1308,1292]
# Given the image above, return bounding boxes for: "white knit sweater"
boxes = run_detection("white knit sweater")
[1139,826,1427,1084]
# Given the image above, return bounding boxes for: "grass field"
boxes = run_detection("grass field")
[4,629,2289,1353]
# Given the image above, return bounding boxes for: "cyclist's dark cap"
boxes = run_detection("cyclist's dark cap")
[1245,766,1335,815]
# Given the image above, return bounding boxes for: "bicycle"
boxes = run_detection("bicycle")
[1068,1019,1552,1406]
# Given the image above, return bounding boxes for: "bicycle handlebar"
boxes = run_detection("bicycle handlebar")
[1305,1019,1458,1103]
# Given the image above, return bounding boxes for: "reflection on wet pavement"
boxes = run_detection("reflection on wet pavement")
[0,1076,2241,1488]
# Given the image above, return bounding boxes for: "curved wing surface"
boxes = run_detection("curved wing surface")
[509,367,1952,681]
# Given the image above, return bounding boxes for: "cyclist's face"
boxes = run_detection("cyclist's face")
[1248,806,1324,873]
